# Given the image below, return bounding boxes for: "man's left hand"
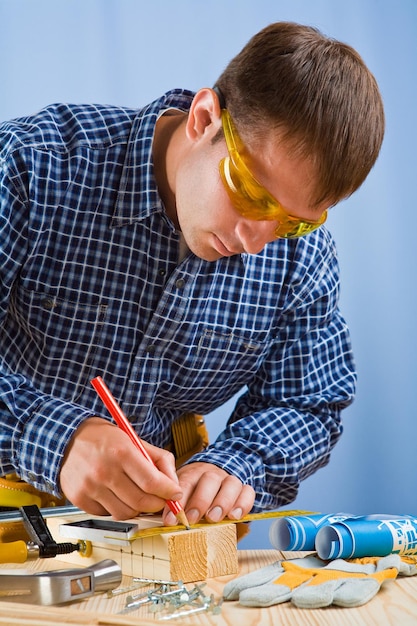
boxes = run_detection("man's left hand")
[162,461,255,526]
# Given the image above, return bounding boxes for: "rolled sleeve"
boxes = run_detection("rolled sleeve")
[0,373,95,496]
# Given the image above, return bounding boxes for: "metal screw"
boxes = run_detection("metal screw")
[132,577,183,586]
[157,600,212,620]
[156,587,223,620]
[106,582,148,598]
[117,580,223,619]
[119,591,157,613]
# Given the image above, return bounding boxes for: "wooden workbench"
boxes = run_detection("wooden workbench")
[1,549,416,625]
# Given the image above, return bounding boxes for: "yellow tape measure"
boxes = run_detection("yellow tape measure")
[126,509,316,542]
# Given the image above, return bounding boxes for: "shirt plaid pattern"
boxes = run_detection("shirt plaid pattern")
[0,90,356,510]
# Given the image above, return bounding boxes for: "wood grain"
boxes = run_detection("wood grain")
[47,514,238,583]
[1,550,417,625]
[168,523,238,581]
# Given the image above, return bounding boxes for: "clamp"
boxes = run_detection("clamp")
[0,504,90,563]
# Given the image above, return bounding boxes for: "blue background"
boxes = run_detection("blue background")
[1,0,416,549]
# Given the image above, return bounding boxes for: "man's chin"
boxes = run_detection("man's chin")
[186,241,224,262]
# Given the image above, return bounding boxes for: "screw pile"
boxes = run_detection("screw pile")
[113,577,223,619]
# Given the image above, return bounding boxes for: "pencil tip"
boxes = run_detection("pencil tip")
[176,510,191,529]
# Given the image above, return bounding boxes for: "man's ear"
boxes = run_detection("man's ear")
[185,88,222,141]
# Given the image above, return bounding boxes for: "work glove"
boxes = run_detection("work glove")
[223,553,417,609]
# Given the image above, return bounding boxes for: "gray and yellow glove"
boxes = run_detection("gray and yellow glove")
[223,554,417,609]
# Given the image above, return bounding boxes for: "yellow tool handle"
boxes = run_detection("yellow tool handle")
[0,540,29,563]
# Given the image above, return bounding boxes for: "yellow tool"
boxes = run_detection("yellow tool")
[125,509,316,542]
[0,539,45,563]
[0,536,91,564]
[0,505,90,564]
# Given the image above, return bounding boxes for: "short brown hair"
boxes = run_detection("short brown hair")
[215,22,385,207]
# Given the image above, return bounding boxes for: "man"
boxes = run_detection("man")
[0,22,384,525]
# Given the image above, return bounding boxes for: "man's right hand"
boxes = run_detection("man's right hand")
[59,417,183,520]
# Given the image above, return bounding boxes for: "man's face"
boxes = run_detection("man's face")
[171,95,328,262]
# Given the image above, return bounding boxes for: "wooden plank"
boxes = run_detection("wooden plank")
[0,601,174,625]
[47,514,238,583]
[2,550,417,625]
[168,522,238,581]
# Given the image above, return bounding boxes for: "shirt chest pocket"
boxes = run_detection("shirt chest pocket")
[178,327,273,406]
[7,286,108,401]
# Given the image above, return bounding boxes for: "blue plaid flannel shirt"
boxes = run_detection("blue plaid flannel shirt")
[0,89,356,510]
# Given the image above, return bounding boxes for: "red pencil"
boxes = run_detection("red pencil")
[91,376,190,529]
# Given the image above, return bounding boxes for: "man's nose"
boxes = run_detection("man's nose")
[236,219,277,255]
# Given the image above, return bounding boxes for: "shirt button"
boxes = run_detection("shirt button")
[175,278,185,289]
[145,344,156,354]
[42,298,56,310]
[158,268,166,276]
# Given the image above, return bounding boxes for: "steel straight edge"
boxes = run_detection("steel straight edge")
[0,506,316,541]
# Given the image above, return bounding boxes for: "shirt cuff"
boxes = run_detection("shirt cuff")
[16,397,95,497]
[187,442,263,488]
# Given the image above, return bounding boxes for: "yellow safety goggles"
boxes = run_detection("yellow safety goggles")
[219,109,327,239]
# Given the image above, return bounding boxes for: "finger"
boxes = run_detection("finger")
[123,458,183,503]
[182,469,226,522]
[74,490,139,520]
[103,475,168,518]
[162,469,221,526]
[69,467,170,520]
[64,472,141,519]
[205,475,251,522]
[120,438,183,502]
[67,495,109,517]
[141,440,179,484]
[64,447,176,518]
[226,484,256,520]
[60,418,181,517]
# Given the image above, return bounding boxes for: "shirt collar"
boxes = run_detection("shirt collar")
[111,89,194,229]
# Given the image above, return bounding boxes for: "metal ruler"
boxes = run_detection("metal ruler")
[126,509,316,542]
[0,506,315,544]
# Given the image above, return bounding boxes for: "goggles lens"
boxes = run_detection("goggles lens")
[219,109,327,239]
